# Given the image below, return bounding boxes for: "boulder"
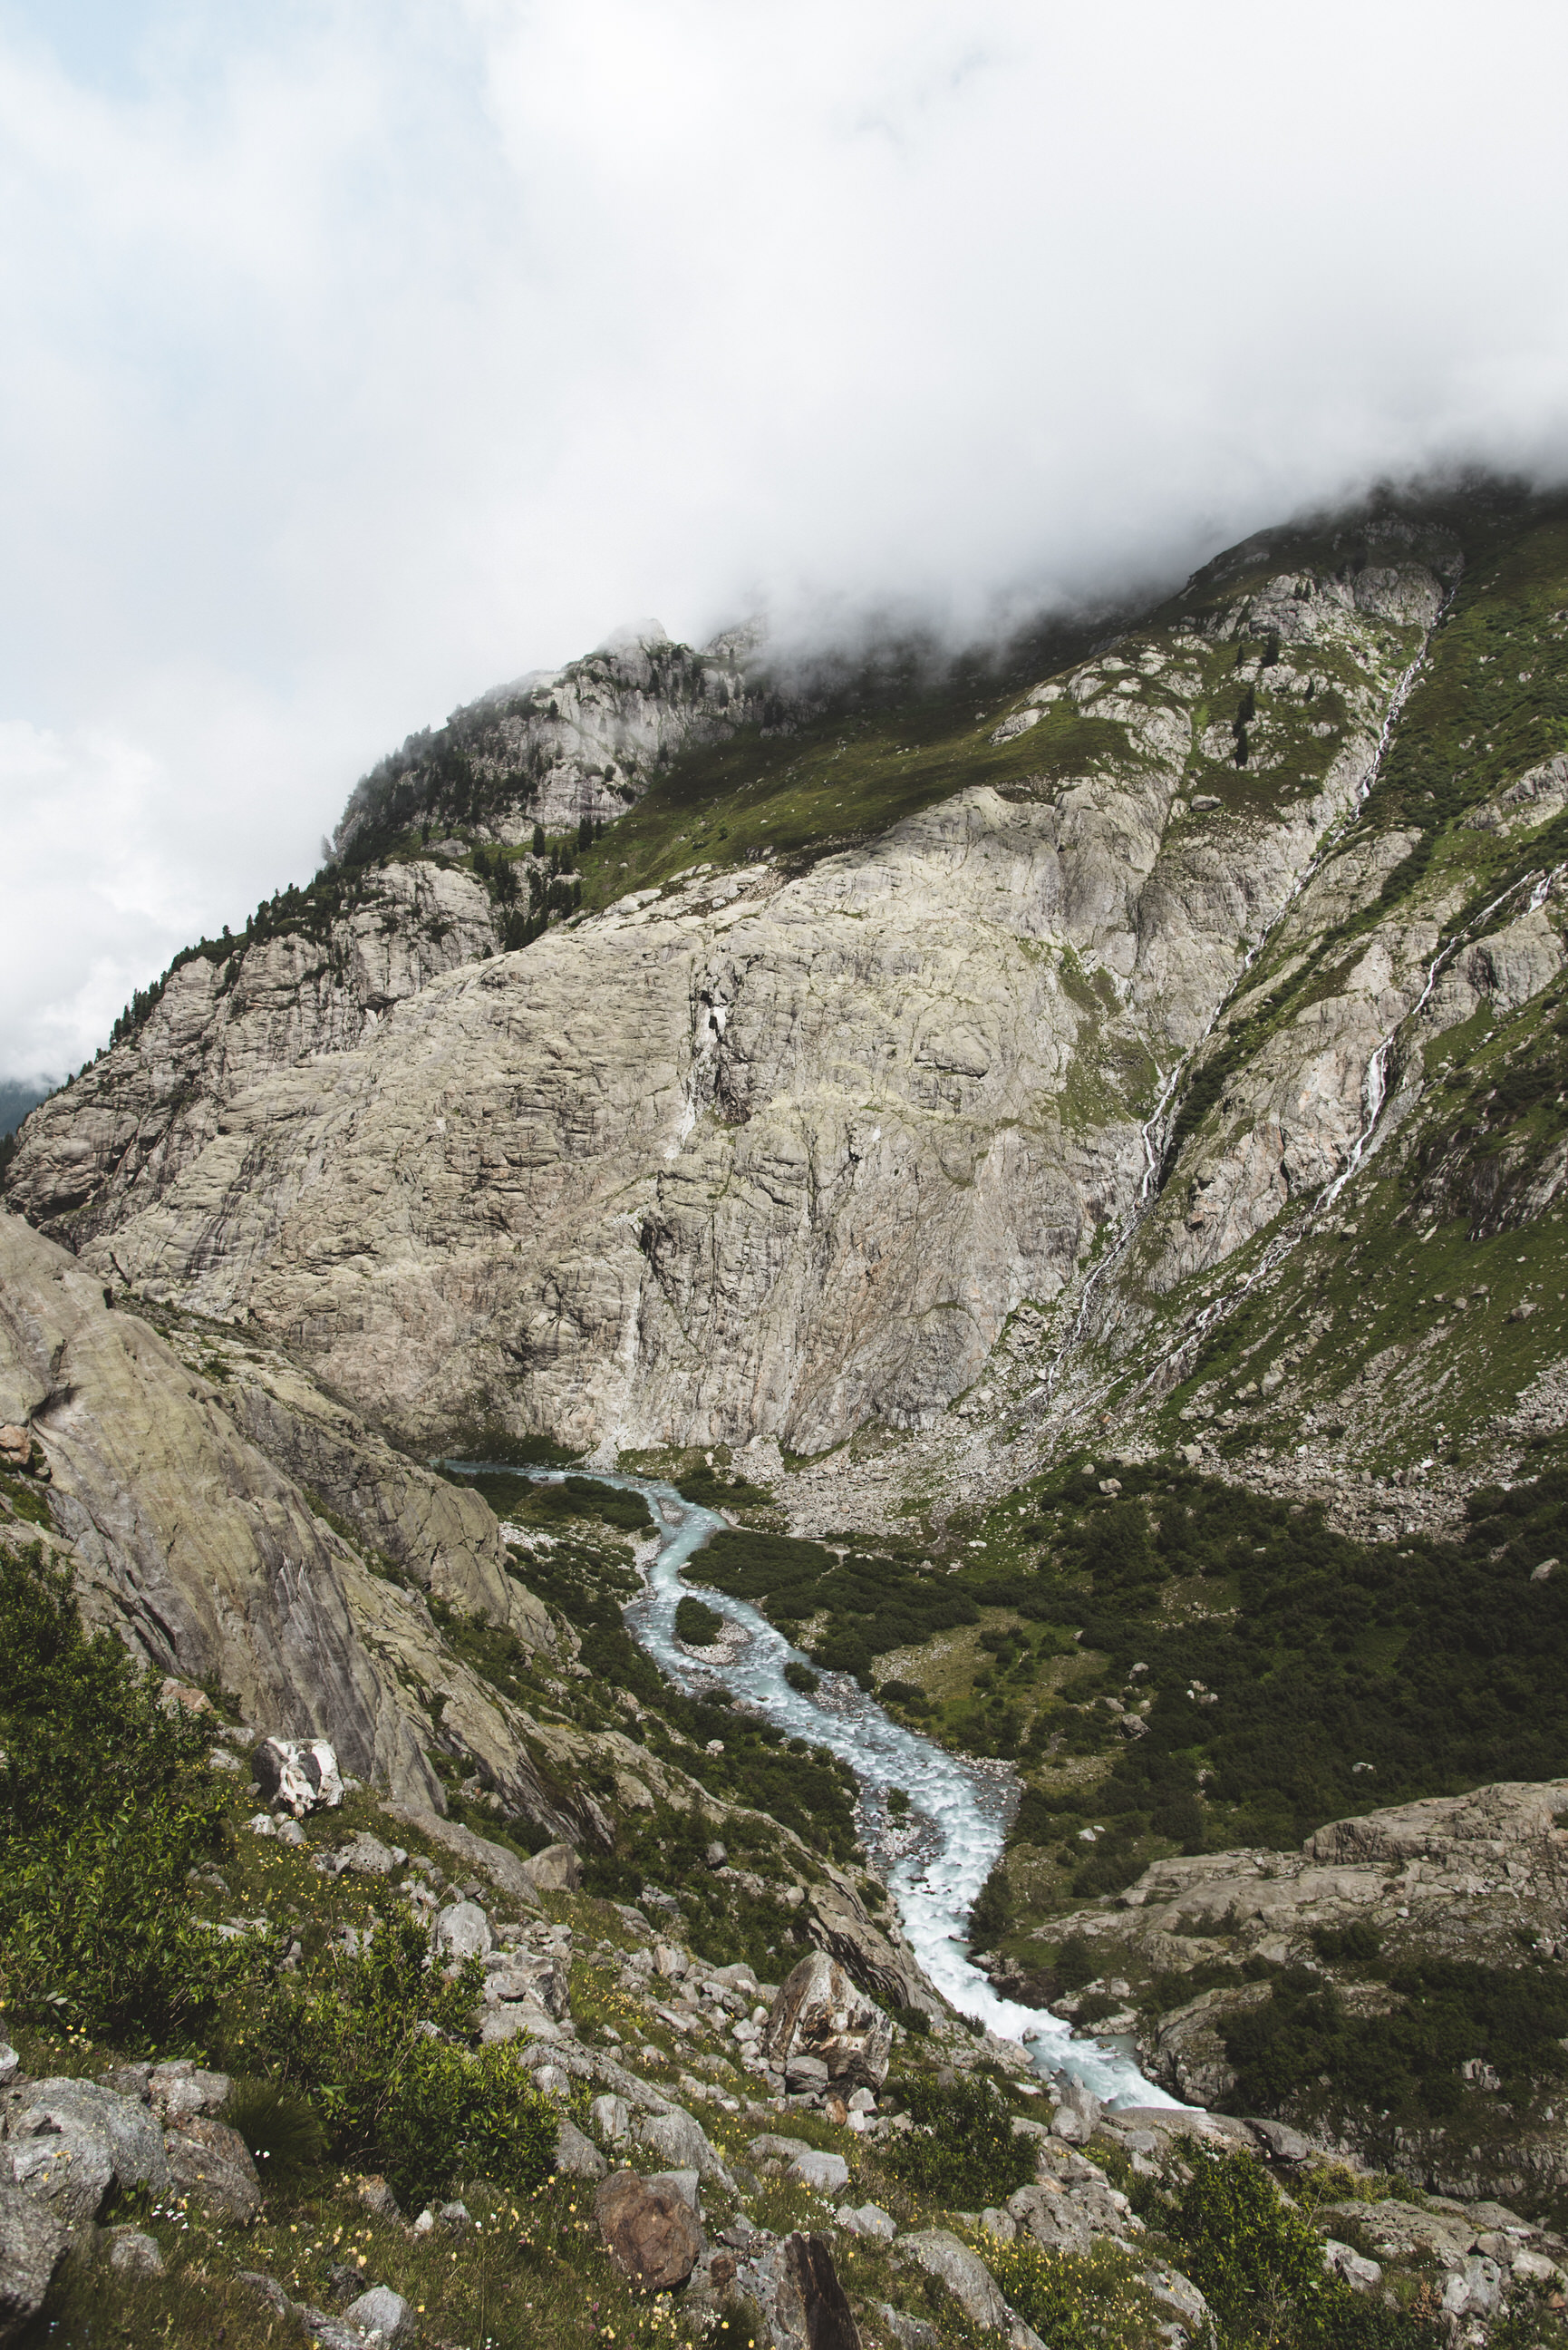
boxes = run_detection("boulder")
[553,2119,607,2180]
[771,2231,862,2350]
[763,1953,891,2089]
[898,2229,1011,2335]
[1144,2264,1211,2330]
[163,2117,263,2222]
[878,2307,939,2350]
[633,2105,724,2180]
[595,2170,706,2291]
[297,2307,373,2350]
[3,2077,169,2225]
[590,2094,631,2144]
[788,2150,850,2194]
[646,2169,700,2213]
[1323,2241,1382,2292]
[0,2182,69,2343]
[431,1901,492,1962]
[0,2049,15,2090]
[0,1426,34,1472]
[148,2061,230,2125]
[838,2203,896,2242]
[343,2284,418,2344]
[484,1954,569,2019]
[521,1843,581,1897]
[1441,2256,1504,2318]
[357,2176,400,2219]
[252,1737,343,1818]
[107,2229,165,2276]
[323,1832,401,1879]
[1248,2118,1313,2164]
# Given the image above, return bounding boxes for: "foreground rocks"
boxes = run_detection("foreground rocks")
[595,2169,707,2290]
[763,1953,893,2091]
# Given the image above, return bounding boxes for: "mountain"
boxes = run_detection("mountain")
[8,477,1568,2341]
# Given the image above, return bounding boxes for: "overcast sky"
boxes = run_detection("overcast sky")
[4,0,1568,1084]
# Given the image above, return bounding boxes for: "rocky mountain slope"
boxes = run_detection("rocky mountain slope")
[10,479,1568,2344]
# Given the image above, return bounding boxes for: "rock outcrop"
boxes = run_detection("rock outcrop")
[5,548,1454,1457]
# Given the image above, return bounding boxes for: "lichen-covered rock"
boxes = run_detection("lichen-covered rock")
[2,2078,169,2226]
[632,2105,723,2181]
[763,1952,892,2088]
[0,2183,69,2343]
[163,2117,262,2222]
[594,2169,706,2291]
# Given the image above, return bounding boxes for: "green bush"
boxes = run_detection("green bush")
[1220,1956,1568,2129]
[882,2073,1037,2207]
[783,1660,820,1695]
[258,1912,557,2205]
[674,1594,726,1646]
[0,1540,253,2046]
[983,2237,1157,2350]
[222,2077,327,2184]
[1162,2142,1427,2350]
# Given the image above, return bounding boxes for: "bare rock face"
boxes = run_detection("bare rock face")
[4,552,1448,1458]
[594,2167,706,2291]
[0,1208,440,1805]
[9,859,503,1258]
[763,1951,893,2088]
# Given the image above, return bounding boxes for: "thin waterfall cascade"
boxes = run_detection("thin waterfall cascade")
[456,1461,1176,2110]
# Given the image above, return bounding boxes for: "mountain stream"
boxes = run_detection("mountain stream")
[474,1464,1173,2108]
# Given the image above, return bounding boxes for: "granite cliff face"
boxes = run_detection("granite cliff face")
[6,521,1466,1457]
[333,622,761,855]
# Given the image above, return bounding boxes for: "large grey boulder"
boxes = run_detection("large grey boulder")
[163,2117,262,2222]
[762,1951,892,2089]
[520,1843,581,1896]
[553,2119,607,2180]
[0,2182,69,2343]
[343,2284,418,2344]
[148,2060,230,2125]
[3,2078,168,2225]
[633,2105,724,2180]
[431,1900,492,1962]
[898,2229,1048,2348]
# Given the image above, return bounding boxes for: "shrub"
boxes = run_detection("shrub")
[674,1594,726,1646]
[783,1660,820,1695]
[222,2078,327,2185]
[1161,2141,1428,2350]
[0,1540,253,2046]
[882,2073,1037,2207]
[258,1913,557,2205]
[983,2237,1156,2350]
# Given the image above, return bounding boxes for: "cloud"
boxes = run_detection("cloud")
[3,0,1568,1075]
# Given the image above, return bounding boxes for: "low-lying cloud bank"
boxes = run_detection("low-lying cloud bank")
[4,0,1567,1080]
